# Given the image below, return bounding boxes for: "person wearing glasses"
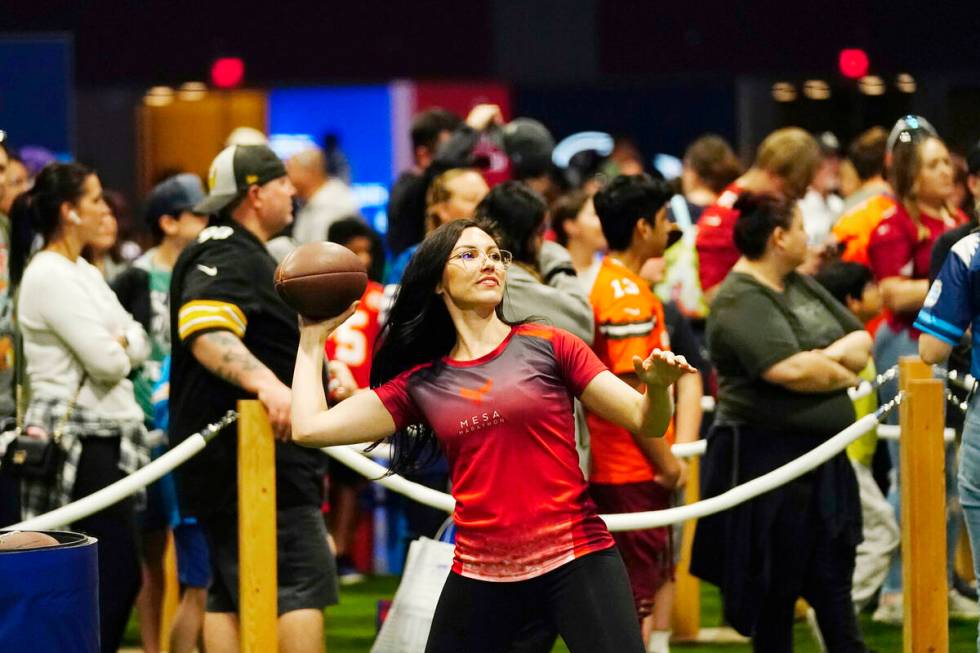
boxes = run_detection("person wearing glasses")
[290,218,695,653]
[867,119,973,623]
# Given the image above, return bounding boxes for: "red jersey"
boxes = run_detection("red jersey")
[587,256,672,485]
[695,183,744,291]
[374,324,615,581]
[867,204,965,333]
[325,281,383,388]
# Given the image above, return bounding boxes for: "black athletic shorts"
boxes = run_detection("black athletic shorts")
[202,504,339,615]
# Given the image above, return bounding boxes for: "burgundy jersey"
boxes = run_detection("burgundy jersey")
[374,324,616,581]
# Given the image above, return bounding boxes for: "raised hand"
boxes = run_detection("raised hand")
[632,348,697,389]
[299,300,360,341]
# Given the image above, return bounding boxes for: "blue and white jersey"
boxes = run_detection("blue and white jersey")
[914,231,980,377]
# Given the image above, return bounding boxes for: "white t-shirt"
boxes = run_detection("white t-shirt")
[799,188,844,246]
[292,179,360,244]
[17,252,149,421]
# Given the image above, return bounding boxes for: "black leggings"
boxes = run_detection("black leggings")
[71,437,142,653]
[425,547,644,653]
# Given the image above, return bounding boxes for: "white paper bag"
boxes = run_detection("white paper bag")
[371,537,455,653]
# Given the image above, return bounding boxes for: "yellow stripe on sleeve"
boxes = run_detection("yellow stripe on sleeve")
[178,300,247,340]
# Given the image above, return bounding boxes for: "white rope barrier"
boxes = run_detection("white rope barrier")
[10,364,915,535]
[602,412,882,531]
[670,440,707,459]
[876,424,955,443]
[325,445,455,512]
[3,411,237,531]
[325,399,897,532]
[357,438,709,461]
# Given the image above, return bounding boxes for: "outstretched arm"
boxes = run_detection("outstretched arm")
[580,350,694,489]
[579,349,695,439]
[291,304,398,448]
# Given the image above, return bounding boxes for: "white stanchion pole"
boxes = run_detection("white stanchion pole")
[7,433,209,531]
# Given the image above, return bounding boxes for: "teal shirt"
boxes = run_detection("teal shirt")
[133,249,172,424]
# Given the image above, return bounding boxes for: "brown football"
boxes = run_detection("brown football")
[274,242,368,321]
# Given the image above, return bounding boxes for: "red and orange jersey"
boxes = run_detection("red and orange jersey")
[832,193,898,266]
[375,324,615,581]
[587,256,672,485]
[325,281,384,389]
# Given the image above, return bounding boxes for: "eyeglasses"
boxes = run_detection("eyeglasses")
[448,247,513,269]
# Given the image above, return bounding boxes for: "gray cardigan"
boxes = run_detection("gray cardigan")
[499,241,595,345]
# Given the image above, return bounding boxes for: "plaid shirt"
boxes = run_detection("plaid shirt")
[17,396,150,520]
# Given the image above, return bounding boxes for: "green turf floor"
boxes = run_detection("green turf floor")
[125,576,978,651]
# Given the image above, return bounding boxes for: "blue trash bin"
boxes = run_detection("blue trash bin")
[0,530,99,652]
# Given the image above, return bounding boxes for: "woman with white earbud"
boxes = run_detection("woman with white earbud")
[8,162,150,652]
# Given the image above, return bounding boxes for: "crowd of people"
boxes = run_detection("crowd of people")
[1,102,980,653]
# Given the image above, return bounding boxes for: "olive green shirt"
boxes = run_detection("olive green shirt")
[707,271,864,438]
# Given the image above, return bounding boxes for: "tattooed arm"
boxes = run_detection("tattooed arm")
[191,331,292,440]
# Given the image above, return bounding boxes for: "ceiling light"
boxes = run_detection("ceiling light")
[896,73,916,94]
[858,76,886,96]
[144,86,174,107]
[771,82,797,102]
[178,81,208,101]
[803,80,831,100]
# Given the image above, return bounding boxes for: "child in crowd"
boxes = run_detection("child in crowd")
[323,217,386,583]
[814,260,898,612]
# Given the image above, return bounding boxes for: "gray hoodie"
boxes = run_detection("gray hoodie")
[499,240,596,474]
[500,241,594,344]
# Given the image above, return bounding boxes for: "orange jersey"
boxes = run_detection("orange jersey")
[587,256,672,484]
[832,193,897,266]
[325,281,384,388]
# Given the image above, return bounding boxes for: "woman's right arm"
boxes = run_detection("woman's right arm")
[290,312,397,448]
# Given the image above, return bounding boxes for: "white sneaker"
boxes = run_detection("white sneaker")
[948,589,980,619]
[871,600,903,625]
[646,630,670,653]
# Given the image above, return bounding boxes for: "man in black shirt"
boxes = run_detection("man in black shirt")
[170,144,336,653]
[386,104,502,257]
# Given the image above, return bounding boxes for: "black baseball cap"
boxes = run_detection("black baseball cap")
[194,144,288,215]
[145,173,206,227]
[502,118,555,179]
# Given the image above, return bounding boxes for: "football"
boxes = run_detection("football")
[274,242,368,321]
[0,530,60,550]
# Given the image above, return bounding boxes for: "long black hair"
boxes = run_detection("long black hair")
[473,181,545,264]
[369,218,515,474]
[9,162,93,286]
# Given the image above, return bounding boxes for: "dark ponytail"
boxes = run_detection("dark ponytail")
[9,162,93,286]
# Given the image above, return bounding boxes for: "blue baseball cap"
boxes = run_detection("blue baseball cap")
[145,173,206,227]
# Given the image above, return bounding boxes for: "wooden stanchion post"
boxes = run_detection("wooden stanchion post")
[898,358,948,653]
[238,400,278,653]
[671,456,701,640]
